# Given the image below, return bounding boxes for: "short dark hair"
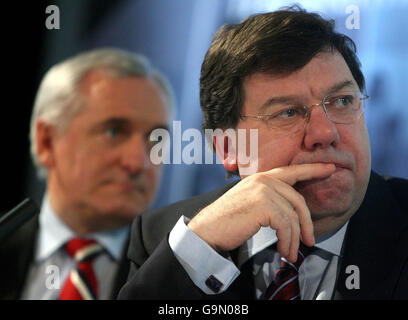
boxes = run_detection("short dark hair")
[200,5,365,131]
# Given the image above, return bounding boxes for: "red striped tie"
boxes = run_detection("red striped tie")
[59,238,104,300]
[264,243,311,300]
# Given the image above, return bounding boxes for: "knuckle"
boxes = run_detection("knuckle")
[251,172,268,185]
[279,214,291,229]
[256,183,269,195]
[291,211,299,223]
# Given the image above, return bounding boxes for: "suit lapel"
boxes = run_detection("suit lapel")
[0,215,38,299]
[109,234,131,299]
[336,172,408,299]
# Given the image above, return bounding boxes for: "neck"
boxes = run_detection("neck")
[46,173,134,234]
[47,194,96,234]
[46,178,117,234]
[312,210,353,240]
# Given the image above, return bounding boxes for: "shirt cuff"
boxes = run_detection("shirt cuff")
[168,215,240,295]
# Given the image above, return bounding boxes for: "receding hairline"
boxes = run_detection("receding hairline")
[76,67,171,118]
[78,66,170,97]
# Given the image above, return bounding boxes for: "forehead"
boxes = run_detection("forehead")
[243,51,357,107]
[77,70,169,127]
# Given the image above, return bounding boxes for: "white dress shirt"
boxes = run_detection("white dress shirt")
[20,196,129,300]
[169,216,348,299]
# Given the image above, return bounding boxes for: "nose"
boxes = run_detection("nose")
[120,134,150,174]
[303,105,340,150]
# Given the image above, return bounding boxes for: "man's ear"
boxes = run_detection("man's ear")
[213,135,238,172]
[35,120,57,169]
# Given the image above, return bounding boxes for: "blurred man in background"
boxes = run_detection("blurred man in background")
[0,48,173,299]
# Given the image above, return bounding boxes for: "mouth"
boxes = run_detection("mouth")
[291,159,351,188]
[332,163,348,173]
[102,179,147,193]
[300,160,351,172]
[119,182,146,193]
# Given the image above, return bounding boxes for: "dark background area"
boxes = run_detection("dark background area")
[1,2,47,213]
[1,1,121,213]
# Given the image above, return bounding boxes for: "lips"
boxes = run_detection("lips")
[292,157,353,171]
[323,162,350,171]
[291,156,354,189]
[101,178,147,193]
[119,181,144,191]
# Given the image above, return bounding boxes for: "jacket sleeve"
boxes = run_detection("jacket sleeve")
[117,216,205,300]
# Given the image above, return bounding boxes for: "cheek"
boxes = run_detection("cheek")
[256,132,302,172]
[147,165,162,190]
[58,142,110,186]
[340,122,371,175]
[355,129,371,188]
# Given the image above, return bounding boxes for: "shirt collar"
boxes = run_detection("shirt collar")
[237,220,348,267]
[35,196,129,262]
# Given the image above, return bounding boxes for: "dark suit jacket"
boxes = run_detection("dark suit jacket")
[118,171,408,300]
[0,215,130,300]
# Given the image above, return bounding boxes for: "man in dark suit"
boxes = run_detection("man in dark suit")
[118,7,408,300]
[0,48,173,299]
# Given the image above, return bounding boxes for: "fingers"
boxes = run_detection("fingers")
[268,195,300,263]
[188,163,335,261]
[273,180,315,247]
[262,163,333,261]
[264,163,336,186]
[287,210,300,263]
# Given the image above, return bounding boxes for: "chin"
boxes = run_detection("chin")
[307,198,352,219]
[296,180,355,219]
[94,198,147,218]
[99,186,152,211]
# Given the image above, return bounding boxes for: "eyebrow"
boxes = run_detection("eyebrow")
[92,118,169,136]
[259,80,356,112]
[325,80,355,96]
[95,118,131,131]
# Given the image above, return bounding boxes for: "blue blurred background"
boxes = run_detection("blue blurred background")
[2,0,407,214]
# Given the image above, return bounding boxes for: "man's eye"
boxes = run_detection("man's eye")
[275,108,299,118]
[105,127,121,138]
[331,96,354,108]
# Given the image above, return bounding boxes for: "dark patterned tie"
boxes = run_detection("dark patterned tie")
[264,243,311,300]
[59,238,104,300]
